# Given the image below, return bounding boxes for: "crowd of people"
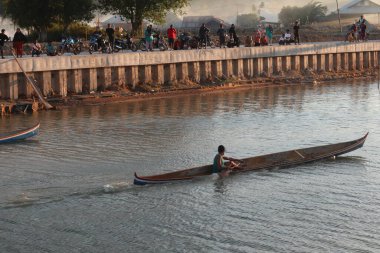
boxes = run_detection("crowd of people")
[345,15,368,42]
[0,14,371,59]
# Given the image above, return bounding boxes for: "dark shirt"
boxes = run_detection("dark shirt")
[217,28,226,38]
[0,33,9,46]
[229,27,236,35]
[199,26,209,37]
[13,31,26,43]
[106,27,114,38]
[293,24,300,35]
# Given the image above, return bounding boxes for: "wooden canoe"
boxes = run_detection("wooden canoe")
[0,123,40,144]
[134,133,368,185]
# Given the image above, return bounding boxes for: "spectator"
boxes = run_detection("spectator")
[279,34,285,45]
[229,24,238,42]
[360,21,367,41]
[216,23,226,48]
[244,35,252,47]
[266,24,273,45]
[93,26,103,51]
[0,29,9,59]
[293,21,300,45]
[145,25,153,51]
[199,23,210,47]
[359,15,367,25]
[254,30,261,47]
[167,24,177,50]
[31,40,42,57]
[285,29,292,45]
[13,28,27,58]
[46,41,57,56]
[105,24,115,49]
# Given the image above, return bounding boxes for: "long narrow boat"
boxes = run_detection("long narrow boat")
[134,133,368,185]
[0,123,40,144]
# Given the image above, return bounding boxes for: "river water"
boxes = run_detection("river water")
[0,81,379,252]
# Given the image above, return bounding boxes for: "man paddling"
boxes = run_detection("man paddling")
[213,145,243,173]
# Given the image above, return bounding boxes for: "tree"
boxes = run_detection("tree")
[98,0,189,36]
[57,0,95,34]
[1,0,95,40]
[278,1,327,26]
[237,13,261,28]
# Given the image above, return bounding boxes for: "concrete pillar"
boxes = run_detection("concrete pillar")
[41,71,52,96]
[333,54,341,71]
[126,66,139,89]
[233,59,244,78]
[273,57,282,74]
[139,65,152,84]
[356,52,363,70]
[349,52,356,70]
[291,56,300,71]
[89,68,98,92]
[263,58,272,76]
[103,67,112,88]
[152,65,164,85]
[212,61,223,79]
[326,54,333,71]
[189,62,200,83]
[308,55,318,71]
[177,63,189,81]
[222,60,233,78]
[341,53,349,70]
[243,59,253,78]
[200,61,212,82]
[164,64,176,84]
[8,73,18,100]
[363,52,370,68]
[300,55,308,70]
[281,56,290,72]
[317,54,325,71]
[52,70,67,97]
[68,69,82,94]
[117,67,126,87]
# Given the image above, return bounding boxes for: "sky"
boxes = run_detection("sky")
[184,0,367,22]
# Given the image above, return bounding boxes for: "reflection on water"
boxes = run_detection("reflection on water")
[0,80,379,252]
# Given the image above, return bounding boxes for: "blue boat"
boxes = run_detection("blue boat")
[0,123,40,144]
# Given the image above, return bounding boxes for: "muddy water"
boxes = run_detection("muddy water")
[0,81,379,252]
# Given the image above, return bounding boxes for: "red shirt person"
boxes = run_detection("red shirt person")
[167,24,177,49]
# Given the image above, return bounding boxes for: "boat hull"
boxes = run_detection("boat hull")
[134,133,368,185]
[0,123,40,144]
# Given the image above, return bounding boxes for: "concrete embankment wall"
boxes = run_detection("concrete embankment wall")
[0,41,379,100]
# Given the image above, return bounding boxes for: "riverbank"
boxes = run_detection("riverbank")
[52,67,378,108]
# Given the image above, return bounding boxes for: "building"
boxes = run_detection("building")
[181,16,230,33]
[340,0,380,14]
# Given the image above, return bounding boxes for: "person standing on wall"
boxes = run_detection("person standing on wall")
[13,28,27,58]
[266,24,273,46]
[199,23,210,48]
[217,23,226,48]
[106,24,115,50]
[293,20,300,45]
[167,24,177,50]
[145,25,154,51]
[0,29,9,59]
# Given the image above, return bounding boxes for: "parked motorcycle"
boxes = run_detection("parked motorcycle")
[227,35,240,48]
[88,34,112,54]
[58,36,82,55]
[113,34,138,52]
[153,32,168,51]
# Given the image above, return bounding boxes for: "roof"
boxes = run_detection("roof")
[101,16,129,25]
[182,16,225,24]
[340,0,380,14]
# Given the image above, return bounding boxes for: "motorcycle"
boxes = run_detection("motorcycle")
[88,34,112,54]
[227,35,240,48]
[58,36,82,55]
[113,34,138,52]
[174,32,192,50]
[153,32,168,51]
